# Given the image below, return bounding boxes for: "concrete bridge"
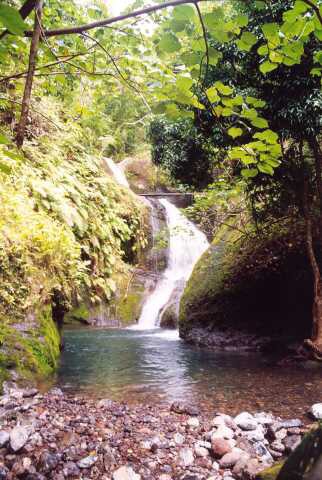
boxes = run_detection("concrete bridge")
[138,192,194,207]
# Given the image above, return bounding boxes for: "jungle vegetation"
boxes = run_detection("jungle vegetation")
[0,0,322,362]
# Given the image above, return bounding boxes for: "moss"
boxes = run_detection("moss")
[65,304,90,325]
[256,462,284,480]
[0,306,60,385]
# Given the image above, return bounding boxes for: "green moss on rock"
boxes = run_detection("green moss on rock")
[256,462,283,480]
[0,306,60,385]
[179,218,314,342]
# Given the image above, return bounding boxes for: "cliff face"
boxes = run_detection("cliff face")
[179,219,315,351]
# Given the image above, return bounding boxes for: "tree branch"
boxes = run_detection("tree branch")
[302,0,322,25]
[194,0,209,87]
[24,0,209,38]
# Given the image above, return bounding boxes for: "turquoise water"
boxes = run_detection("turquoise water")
[56,327,322,418]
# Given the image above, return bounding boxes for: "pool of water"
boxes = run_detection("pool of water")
[55,327,322,418]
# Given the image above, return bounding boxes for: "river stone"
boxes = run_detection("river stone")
[211,437,232,458]
[187,417,200,428]
[0,431,9,447]
[194,444,209,458]
[38,451,59,472]
[174,433,185,445]
[310,403,322,419]
[234,412,257,431]
[113,466,141,480]
[283,434,301,453]
[179,447,194,466]
[10,426,30,452]
[219,448,243,468]
[77,455,98,469]
[212,414,237,431]
[211,425,234,440]
[170,402,199,416]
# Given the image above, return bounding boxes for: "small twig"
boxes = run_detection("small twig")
[302,0,322,25]
[194,1,209,86]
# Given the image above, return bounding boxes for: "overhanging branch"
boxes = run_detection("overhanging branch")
[24,0,210,38]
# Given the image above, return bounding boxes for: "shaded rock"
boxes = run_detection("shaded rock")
[234,412,257,431]
[63,461,80,477]
[170,402,199,416]
[211,437,232,458]
[0,467,9,480]
[10,426,30,452]
[113,466,141,480]
[22,388,38,398]
[283,434,301,453]
[0,431,9,447]
[38,451,59,473]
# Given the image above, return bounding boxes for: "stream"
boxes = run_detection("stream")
[56,159,322,420]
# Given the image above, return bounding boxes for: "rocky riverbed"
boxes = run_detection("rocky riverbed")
[0,383,318,480]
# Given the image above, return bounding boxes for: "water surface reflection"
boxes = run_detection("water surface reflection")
[56,328,322,418]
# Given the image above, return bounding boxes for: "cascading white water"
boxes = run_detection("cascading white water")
[136,199,209,330]
[103,157,129,188]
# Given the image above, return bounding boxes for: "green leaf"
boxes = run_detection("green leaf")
[262,23,279,40]
[214,81,233,95]
[0,5,27,35]
[158,33,181,53]
[205,86,220,103]
[236,31,257,51]
[0,133,10,144]
[0,161,11,174]
[228,127,243,139]
[260,60,278,74]
[176,76,193,91]
[258,163,274,175]
[251,117,269,129]
[235,15,249,28]
[173,5,196,21]
[241,168,258,178]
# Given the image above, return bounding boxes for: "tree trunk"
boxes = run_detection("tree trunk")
[15,0,43,148]
[303,173,322,359]
[309,136,322,235]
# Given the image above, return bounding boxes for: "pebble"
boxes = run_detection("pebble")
[0,385,310,480]
[211,438,232,458]
[187,417,200,428]
[234,412,257,431]
[310,403,322,420]
[77,454,98,468]
[211,425,234,440]
[10,426,30,452]
[179,447,194,466]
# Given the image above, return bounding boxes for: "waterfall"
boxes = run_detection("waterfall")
[136,199,209,330]
[103,157,129,188]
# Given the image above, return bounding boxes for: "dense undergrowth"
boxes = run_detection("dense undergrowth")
[0,97,148,383]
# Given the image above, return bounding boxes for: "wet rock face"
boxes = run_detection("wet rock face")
[0,383,309,480]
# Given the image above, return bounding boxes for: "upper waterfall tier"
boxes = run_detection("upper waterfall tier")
[136,198,209,329]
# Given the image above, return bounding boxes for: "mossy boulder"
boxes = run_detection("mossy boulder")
[179,219,316,346]
[0,306,60,386]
